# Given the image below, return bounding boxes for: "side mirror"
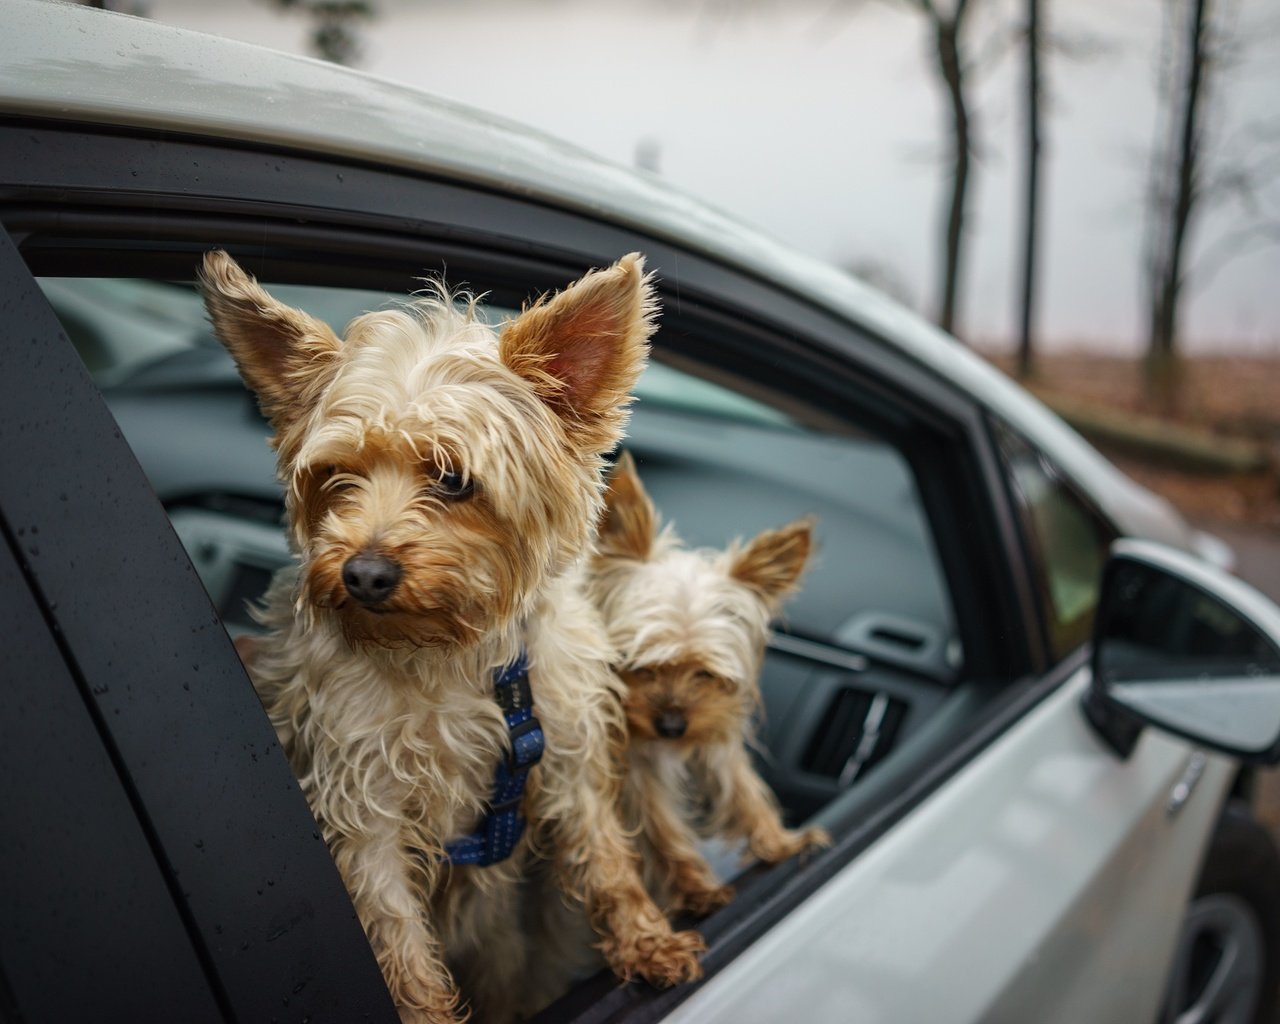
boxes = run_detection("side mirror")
[1083,538,1280,764]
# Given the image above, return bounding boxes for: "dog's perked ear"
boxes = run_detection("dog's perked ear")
[198,250,342,437]
[598,449,657,561]
[499,253,655,455]
[729,517,815,607]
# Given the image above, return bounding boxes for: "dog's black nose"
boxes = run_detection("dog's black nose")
[654,710,687,739]
[342,552,402,605]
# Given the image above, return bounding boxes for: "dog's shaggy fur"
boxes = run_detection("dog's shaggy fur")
[590,452,830,914]
[201,254,702,1023]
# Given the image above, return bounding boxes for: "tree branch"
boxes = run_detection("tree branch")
[1186,221,1280,295]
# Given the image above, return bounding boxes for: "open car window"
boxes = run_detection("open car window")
[40,270,964,817]
[30,258,1014,1024]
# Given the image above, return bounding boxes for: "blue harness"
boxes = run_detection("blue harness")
[441,652,544,867]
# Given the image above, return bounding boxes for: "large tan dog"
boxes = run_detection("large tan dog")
[201,253,702,1023]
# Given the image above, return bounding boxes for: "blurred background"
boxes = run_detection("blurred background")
[77,0,1269,563]
[82,0,1280,827]
[92,0,1278,509]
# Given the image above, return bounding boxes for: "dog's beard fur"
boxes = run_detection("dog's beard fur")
[201,254,707,1024]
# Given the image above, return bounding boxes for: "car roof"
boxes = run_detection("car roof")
[0,0,1189,545]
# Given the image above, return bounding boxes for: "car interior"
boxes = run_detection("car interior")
[40,270,977,851]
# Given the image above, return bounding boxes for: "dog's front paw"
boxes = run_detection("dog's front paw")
[603,922,706,988]
[673,881,735,917]
[634,927,706,988]
[751,824,831,864]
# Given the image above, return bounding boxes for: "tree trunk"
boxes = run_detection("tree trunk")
[1146,0,1209,409]
[1016,0,1041,379]
[935,13,971,339]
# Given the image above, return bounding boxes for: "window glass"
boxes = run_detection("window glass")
[995,422,1115,661]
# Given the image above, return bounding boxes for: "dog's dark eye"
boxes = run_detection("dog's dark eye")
[321,465,357,493]
[695,669,726,690]
[631,666,656,683]
[696,669,733,692]
[435,469,475,501]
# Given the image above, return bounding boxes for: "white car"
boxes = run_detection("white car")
[0,3,1277,1023]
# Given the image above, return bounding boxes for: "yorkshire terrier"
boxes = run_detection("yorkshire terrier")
[200,253,703,1023]
[591,451,830,916]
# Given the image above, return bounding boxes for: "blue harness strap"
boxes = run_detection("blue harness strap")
[441,652,544,867]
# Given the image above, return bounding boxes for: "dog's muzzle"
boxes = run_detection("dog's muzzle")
[342,551,402,605]
[654,710,688,739]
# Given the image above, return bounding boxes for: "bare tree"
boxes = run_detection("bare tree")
[268,0,377,66]
[1144,0,1278,405]
[1144,0,1213,404]
[713,0,993,341]
[1015,0,1041,379]
[900,0,981,339]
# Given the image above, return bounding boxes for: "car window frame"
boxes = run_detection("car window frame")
[0,222,400,1023]
[0,119,1046,680]
[1,118,1066,1021]
[989,415,1120,667]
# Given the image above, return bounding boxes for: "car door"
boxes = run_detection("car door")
[0,117,1254,1024]
[666,676,1234,1024]
[662,443,1236,1024]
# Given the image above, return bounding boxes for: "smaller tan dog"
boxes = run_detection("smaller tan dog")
[590,452,830,915]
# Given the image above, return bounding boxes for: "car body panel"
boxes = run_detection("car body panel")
[0,0,1192,549]
[666,669,1231,1024]
[0,7,1274,1023]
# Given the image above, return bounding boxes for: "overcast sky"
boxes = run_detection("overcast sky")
[145,0,1279,354]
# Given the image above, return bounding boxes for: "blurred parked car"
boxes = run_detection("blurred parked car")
[1,3,1278,1022]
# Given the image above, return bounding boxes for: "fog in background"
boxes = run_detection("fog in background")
[142,0,1280,355]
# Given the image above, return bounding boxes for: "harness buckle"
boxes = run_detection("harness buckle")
[495,671,533,714]
[505,717,545,771]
